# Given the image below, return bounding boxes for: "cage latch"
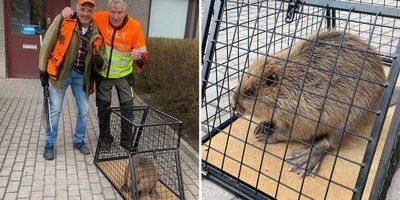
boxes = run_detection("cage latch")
[286,0,302,23]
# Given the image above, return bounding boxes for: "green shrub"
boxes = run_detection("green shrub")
[135,37,199,151]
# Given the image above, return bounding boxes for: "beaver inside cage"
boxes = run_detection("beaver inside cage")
[96,152,182,200]
[201,2,400,197]
[230,29,386,177]
[95,106,185,200]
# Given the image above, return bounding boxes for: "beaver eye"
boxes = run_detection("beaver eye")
[244,87,255,97]
[264,74,277,86]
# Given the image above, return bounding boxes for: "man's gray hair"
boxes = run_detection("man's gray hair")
[108,0,127,9]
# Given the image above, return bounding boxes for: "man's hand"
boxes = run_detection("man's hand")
[61,7,74,18]
[92,53,104,70]
[40,71,49,87]
[89,80,96,95]
[130,49,142,60]
[132,49,147,75]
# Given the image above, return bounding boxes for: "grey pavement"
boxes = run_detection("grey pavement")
[0,78,199,200]
[201,179,239,200]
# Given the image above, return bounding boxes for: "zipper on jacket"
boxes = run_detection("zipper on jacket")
[106,29,117,79]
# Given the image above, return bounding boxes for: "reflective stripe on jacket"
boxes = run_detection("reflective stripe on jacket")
[93,11,148,79]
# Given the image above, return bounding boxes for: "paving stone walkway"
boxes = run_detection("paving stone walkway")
[0,78,199,200]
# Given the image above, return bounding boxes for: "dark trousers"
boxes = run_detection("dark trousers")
[96,74,135,148]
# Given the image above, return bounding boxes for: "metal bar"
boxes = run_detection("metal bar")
[110,107,182,126]
[331,8,336,28]
[283,0,400,18]
[353,37,400,200]
[202,0,226,100]
[95,155,130,162]
[369,40,400,200]
[326,8,331,29]
[176,151,186,199]
[130,147,180,155]
[202,162,274,200]
[379,133,400,200]
[128,153,139,199]
[202,0,216,62]
[131,107,149,151]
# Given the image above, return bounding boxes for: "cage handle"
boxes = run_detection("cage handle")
[286,0,302,23]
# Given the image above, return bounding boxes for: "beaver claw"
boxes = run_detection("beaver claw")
[254,123,268,141]
[254,122,279,143]
[286,147,325,177]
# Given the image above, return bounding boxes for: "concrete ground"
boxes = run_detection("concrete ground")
[0,78,199,200]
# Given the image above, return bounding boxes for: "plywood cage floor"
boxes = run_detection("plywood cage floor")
[202,106,395,200]
[97,160,179,200]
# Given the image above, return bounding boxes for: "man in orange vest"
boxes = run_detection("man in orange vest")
[62,0,148,151]
[39,0,103,160]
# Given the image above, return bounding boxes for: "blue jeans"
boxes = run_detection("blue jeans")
[45,70,89,146]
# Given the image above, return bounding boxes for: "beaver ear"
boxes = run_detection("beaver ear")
[265,74,278,86]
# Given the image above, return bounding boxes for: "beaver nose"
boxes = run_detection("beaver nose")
[230,91,239,108]
[231,98,244,114]
[230,99,237,111]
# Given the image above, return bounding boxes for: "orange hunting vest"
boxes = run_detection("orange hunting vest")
[92,12,148,78]
[47,18,102,80]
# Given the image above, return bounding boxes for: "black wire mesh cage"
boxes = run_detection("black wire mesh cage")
[201,0,400,199]
[94,106,185,200]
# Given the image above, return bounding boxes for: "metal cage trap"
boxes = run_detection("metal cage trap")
[201,0,400,199]
[94,106,185,200]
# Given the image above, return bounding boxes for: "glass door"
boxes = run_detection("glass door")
[5,0,70,78]
[10,0,46,36]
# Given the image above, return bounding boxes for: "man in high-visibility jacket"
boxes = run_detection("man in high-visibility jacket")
[62,0,148,151]
[39,0,103,160]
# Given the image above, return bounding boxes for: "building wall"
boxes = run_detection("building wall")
[70,0,150,35]
[126,0,150,35]
[185,0,199,38]
[0,0,6,79]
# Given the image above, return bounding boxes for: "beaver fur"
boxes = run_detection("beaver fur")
[231,30,386,177]
[122,156,159,199]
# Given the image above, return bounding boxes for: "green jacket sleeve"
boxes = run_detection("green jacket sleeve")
[38,14,63,72]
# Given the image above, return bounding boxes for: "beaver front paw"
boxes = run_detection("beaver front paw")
[253,122,279,143]
[286,146,326,177]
